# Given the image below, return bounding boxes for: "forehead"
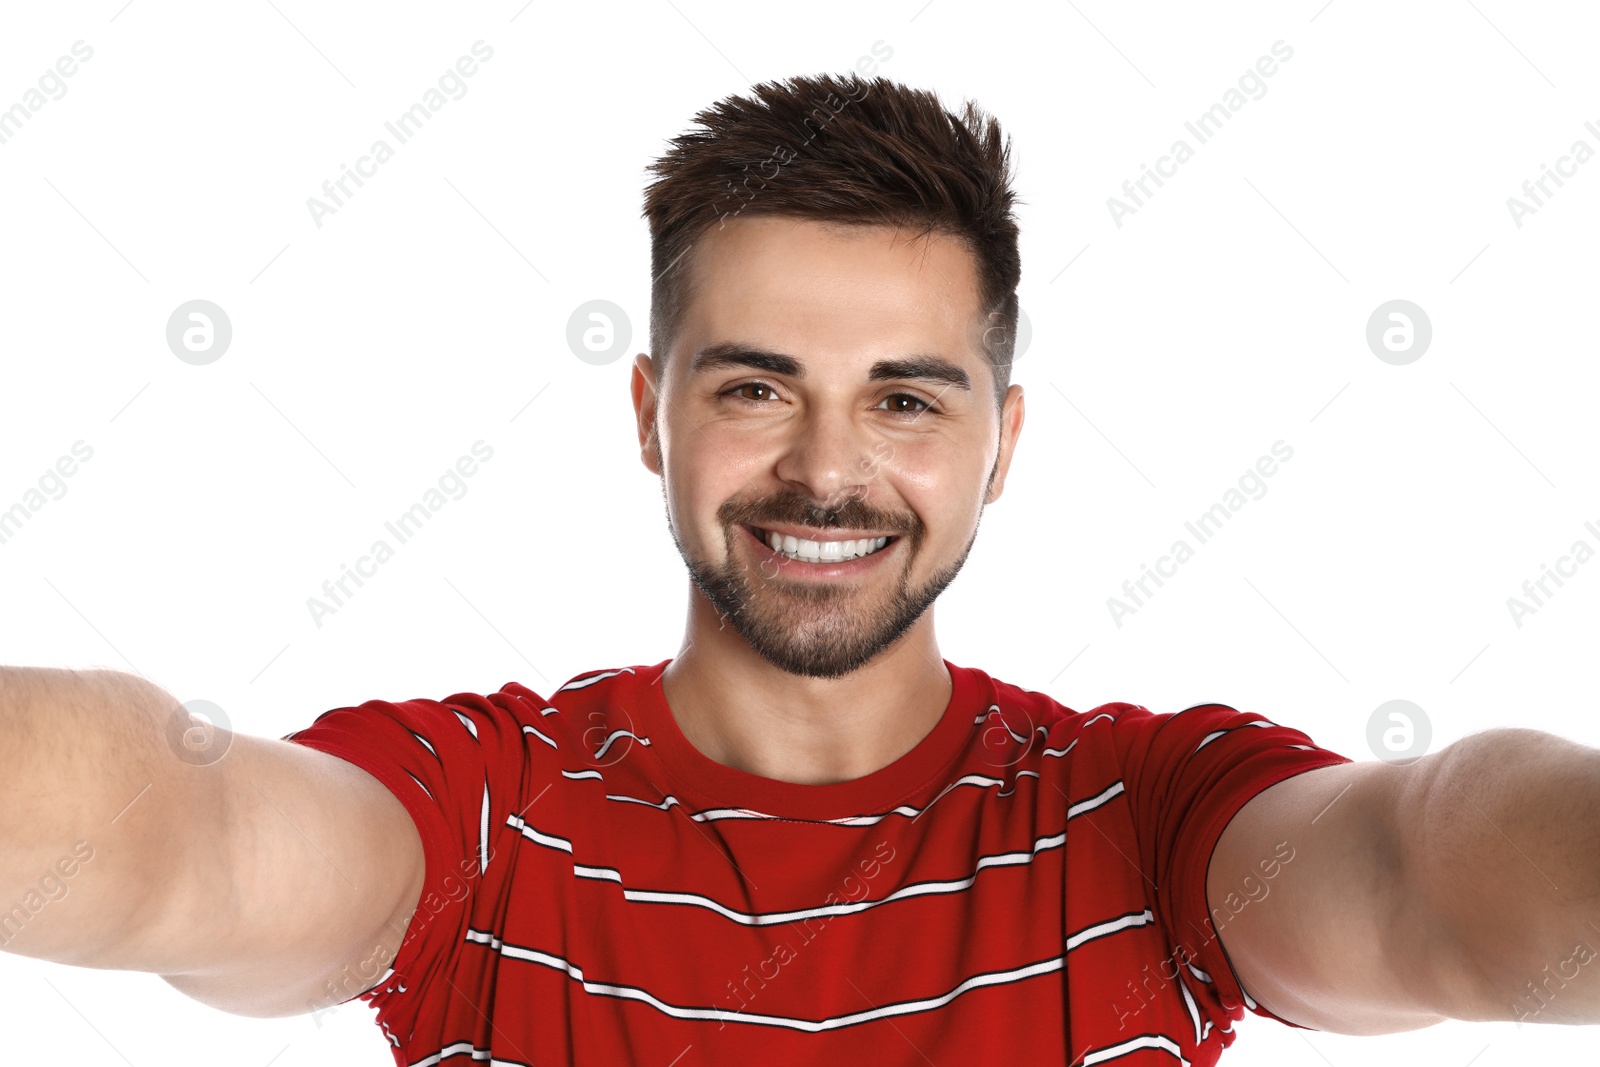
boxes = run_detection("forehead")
[675,216,985,365]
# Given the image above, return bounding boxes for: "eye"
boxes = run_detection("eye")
[876,392,932,415]
[721,381,780,403]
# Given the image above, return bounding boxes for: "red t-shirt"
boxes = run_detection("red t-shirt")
[285,660,1348,1066]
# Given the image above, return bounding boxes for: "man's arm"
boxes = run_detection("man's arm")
[0,666,425,1017]
[1207,727,1600,1034]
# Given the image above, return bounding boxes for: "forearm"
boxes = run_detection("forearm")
[0,667,221,969]
[1412,727,1600,1024]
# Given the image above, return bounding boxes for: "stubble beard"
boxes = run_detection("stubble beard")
[670,494,980,680]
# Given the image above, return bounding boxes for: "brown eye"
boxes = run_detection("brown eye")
[735,382,775,401]
[877,393,931,414]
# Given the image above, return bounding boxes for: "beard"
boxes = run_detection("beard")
[667,482,982,680]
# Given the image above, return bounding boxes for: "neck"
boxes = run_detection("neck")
[659,590,952,785]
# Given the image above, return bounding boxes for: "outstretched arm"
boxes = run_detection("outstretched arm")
[1208,726,1600,1034]
[0,666,425,1017]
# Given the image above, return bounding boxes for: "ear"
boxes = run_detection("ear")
[631,354,662,475]
[983,384,1025,504]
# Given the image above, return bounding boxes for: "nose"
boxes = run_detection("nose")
[771,401,877,510]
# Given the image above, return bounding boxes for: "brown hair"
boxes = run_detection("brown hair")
[641,72,1022,407]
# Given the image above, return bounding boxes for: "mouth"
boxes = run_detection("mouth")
[746,525,897,564]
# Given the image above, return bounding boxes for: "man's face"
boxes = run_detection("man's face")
[631,216,1024,679]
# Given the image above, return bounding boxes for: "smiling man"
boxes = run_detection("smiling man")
[4,72,1600,1067]
[636,208,1019,784]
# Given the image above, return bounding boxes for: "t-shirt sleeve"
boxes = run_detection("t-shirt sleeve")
[1110,701,1351,1032]
[282,688,529,1015]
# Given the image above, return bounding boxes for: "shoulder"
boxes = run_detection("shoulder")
[492,662,663,762]
[962,664,1321,776]
[953,663,1146,778]
[962,662,1160,741]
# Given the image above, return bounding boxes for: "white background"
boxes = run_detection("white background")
[2,1,1598,1064]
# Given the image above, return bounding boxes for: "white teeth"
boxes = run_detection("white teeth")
[761,529,891,563]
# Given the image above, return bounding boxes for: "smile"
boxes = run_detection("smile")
[752,527,893,563]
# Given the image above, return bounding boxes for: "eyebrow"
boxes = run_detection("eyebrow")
[689,343,971,391]
[869,356,971,392]
[690,343,800,378]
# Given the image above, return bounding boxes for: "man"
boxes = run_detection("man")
[2,72,1598,1067]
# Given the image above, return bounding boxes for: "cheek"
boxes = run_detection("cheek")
[885,427,989,487]
[662,434,759,546]
[667,402,775,477]
[883,437,986,526]
[877,432,944,492]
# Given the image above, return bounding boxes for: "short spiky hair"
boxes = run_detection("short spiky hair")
[641,72,1022,407]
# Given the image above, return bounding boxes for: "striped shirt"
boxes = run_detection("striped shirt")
[285,659,1348,1066]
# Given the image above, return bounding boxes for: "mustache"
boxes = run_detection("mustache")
[717,489,921,539]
